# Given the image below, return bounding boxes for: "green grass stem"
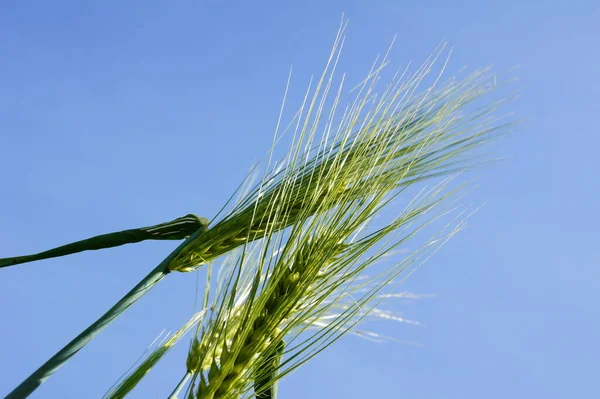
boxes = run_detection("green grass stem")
[5,226,208,399]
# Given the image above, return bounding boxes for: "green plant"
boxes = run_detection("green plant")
[1,21,514,399]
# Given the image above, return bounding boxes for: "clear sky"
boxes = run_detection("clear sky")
[0,1,598,398]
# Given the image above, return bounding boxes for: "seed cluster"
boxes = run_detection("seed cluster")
[168,185,347,273]
[191,242,345,399]
[168,218,282,273]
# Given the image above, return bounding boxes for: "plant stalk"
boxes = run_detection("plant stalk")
[5,226,208,399]
[254,339,285,399]
[168,371,192,399]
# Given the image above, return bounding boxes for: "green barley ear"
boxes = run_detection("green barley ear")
[165,45,514,275]
[177,22,516,397]
[0,214,209,269]
[186,177,478,399]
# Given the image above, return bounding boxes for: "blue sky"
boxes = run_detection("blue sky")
[0,1,598,398]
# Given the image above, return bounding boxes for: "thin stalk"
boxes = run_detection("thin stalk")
[168,371,192,399]
[254,340,285,399]
[0,214,207,269]
[5,226,208,399]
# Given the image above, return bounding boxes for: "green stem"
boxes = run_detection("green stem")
[4,226,208,399]
[0,214,208,269]
[168,371,192,399]
[254,340,285,399]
